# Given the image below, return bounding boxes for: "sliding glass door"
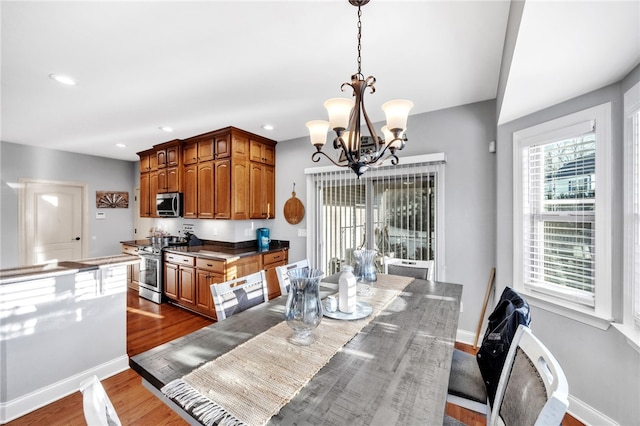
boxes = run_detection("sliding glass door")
[308,158,444,277]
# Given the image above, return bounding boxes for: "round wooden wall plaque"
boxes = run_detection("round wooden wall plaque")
[283,184,305,224]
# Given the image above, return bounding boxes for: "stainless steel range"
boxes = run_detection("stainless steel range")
[137,239,188,303]
[138,244,164,303]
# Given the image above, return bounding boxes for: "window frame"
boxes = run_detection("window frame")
[513,103,613,330]
[615,81,640,352]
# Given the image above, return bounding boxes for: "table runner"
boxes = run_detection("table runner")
[162,274,414,426]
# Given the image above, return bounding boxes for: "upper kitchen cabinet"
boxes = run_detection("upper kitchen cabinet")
[138,126,276,220]
[138,140,182,217]
[250,139,276,165]
[139,149,154,173]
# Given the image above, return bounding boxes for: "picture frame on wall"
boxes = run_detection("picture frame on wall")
[96,191,129,208]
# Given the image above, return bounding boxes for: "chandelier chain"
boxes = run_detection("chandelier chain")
[357,4,362,77]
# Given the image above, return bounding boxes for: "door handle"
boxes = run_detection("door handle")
[74,237,80,241]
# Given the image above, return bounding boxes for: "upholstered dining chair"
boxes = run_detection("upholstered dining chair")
[489,324,569,425]
[79,375,121,426]
[384,258,434,280]
[447,287,531,415]
[275,258,310,296]
[210,271,268,321]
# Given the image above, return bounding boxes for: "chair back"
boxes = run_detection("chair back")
[384,258,434,280]
[210,271,268,320]
[275,259,310,296]
[489,325,569,426]
[79,375,121,426]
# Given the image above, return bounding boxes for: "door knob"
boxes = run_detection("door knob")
[74,237,81,241]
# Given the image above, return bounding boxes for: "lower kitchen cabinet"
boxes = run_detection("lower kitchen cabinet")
[164,253,196,306]
[263,249,288,299]
[178,266,196,306]
[164,248,288,320]
[121,244,140,290]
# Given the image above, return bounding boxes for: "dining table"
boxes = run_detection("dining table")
[130,274,462,425]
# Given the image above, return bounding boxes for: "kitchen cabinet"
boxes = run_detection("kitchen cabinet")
[165,251,262,320]
[139,150,153,173]
[197,161,215,219]
[250,163,275,219]
[149,171,161,217]
[263,249,288,299]
[139,172,151,217]
[250,139,276,165]
[121,244,140,290]
[183,164,198,218]
[214,159,231,219]
[138,126,276,220]
[164,253,196,309]
[195,258,225,318]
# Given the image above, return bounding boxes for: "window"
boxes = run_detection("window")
[513,104,612,328]
[624,82,640,331]
[305,154,445,279]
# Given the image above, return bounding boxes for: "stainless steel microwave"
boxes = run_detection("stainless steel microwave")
[156,192,182,217]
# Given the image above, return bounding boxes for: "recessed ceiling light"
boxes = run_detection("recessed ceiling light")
[159,126,174,133]
[115,143,127,149]
[262,124,274,131]
[49,73,77,86]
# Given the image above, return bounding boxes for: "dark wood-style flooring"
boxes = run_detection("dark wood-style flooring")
[7,288,583,425]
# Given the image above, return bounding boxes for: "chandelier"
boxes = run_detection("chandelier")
[306,0,413,178]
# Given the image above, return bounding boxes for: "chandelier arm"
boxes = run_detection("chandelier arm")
[311,149,350,168]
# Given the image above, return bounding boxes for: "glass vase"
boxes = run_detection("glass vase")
[285,268,324,345]
[357,249,377,296]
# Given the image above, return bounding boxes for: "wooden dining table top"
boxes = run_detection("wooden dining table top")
[130,276,462,425]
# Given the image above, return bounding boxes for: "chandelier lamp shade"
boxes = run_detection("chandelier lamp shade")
[306,0,413,177]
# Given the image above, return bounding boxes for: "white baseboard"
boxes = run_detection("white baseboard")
[0,355,129,424]
[567,395,619,426]
[455,328,620,426]
[456,327,477,346]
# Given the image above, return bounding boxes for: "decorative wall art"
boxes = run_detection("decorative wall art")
[96,191,129,208]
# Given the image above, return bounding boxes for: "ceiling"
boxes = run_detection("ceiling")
[2,1,638,162]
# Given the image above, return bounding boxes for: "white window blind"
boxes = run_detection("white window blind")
[521,123,596,306]
[306,156,444,277]
[626,82,640,326]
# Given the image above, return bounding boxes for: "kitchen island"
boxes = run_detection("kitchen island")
[0,254,139,423]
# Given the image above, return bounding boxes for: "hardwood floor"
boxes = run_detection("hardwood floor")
[7,289,582,425]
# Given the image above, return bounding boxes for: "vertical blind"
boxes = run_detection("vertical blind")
[522,121,597,306]
[310,161,442,276]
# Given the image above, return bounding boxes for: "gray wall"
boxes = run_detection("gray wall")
[495,66,640,424]
[273,100,498,333]
[0,142,137,268]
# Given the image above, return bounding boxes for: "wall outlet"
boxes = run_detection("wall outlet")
[182,224,195,232]
[298,228,307,237]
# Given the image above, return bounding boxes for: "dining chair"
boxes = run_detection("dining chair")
[79,375,121,426]
[447,287,531,415]
[275,258,310,296]
[384,258,434,280]
[489,324,569,425]
[210,271,268,321]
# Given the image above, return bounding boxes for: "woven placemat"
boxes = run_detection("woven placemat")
[162,274,414,426]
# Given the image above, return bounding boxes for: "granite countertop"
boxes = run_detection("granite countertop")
[0,254,139,284]
[163,240,289,261]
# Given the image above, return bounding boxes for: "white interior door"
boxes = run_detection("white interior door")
[22,180,87,265]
